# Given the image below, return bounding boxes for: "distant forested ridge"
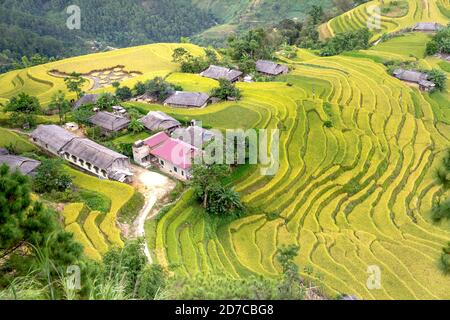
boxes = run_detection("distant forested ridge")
[0,0,216,72]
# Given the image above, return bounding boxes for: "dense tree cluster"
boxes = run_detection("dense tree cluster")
[426,24,450,56]
[320,28,372,56]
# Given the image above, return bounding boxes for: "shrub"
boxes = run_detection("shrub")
[79,189,112,213]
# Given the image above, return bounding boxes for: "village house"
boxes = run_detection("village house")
[88,111,131,134]
[393,69,436,92]
[31,125,133,183]
[172,124,217,148]
[200,65,243,82]
[138,111,181,133]
[73,94,100,109]
[0,153,41,176]
[256,60,289,76]
[164,91,211,108]
[133,132,200,180]
[412,22,444,33]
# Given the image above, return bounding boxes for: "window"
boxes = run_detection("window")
[86,163,92,170]
[160,159,165,166]
[102,170,107,177]
[79,159,84,166]
[94,166,99,174]
[64,153,70,159]
[71,155,77,162]
[174,167,178,173]
[181,171,184,176]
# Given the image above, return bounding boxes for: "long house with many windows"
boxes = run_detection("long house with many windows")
[31,125,133,183]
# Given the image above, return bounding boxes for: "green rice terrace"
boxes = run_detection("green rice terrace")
[1,7,450,299]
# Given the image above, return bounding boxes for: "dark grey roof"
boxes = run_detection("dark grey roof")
[164,91,210,108]
[419,80,436,87]
[412,22,444,31]
[200,65,243,82]
[256,60,289,75]
[172,126,216,148]
[89,111,130,131]
[0,155,41,175]
[139,111,181,132]
[62,138,127,170]
[31,125,78,151]
[393,69,430,83]
[74,94,100,109]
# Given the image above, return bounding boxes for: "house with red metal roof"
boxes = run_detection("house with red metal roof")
[132,131,201,180]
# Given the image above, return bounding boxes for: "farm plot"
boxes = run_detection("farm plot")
[150,51,450,299]
[321,0,450,41]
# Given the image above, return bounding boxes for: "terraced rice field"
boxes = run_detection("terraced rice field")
[0,43,205,106]
[149,50,450,299]
[321,0,450,41]
[63,167,135,259]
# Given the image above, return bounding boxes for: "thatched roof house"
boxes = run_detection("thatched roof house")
[256,60,289,76]
[393,69,436,91]
[139,111,181,133]
[412,22,444,32]
[164,91,210,108]
[200,65,243,82]
[31,125,132,182]
[74,94,100,109]
[89,111,130,132]
[132,92,158,103]
[172,126,217,148]
[0,155,41,176]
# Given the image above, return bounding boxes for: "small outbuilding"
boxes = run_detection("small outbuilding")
[412,22,444,32]
[164,91,210,108]
[138,111,181,133]
[256,60,289,76]
[89,111,130,133]
[393,69,436,92]
[0,155,41,176]
[200,65,243,82]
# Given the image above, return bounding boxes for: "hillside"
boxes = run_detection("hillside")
[1,1,450,300]
[321,0,450,41]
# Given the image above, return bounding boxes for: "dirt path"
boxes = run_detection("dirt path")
[130,165,176,263]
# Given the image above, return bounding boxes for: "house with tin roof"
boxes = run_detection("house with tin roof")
[133,132,200,180]
[200,65,243,82]
[164,91,210,108]
[393,69,436,92]
[256,60,289,76]
[31,125,133,182]
[412,22,444,32]
[172,125,217,148]
[89,111,130,133]
[73,94,100,109]
[0,153,41,176]
[138,111,181,133]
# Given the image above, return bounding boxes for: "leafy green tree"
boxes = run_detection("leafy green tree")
[64,72,87,99]
[96,93,118,110]
[320,28,372,56]
[211,79,242,101]
[226,28,274,61]
[309,5,324,25]
[128,119,145,133]
[48,90,71,124]
[112,81,121,88]
[191,164,231,209]
[73,105,94,125]
[276,245,306,300]
[133,81,146,96]
[115,86,133,101]
[33,159,73,194]
[144,77,180,101]
[172,47,190,63]
[4,93,41,128]
[426,69,447,91]
[207,185,244,216]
